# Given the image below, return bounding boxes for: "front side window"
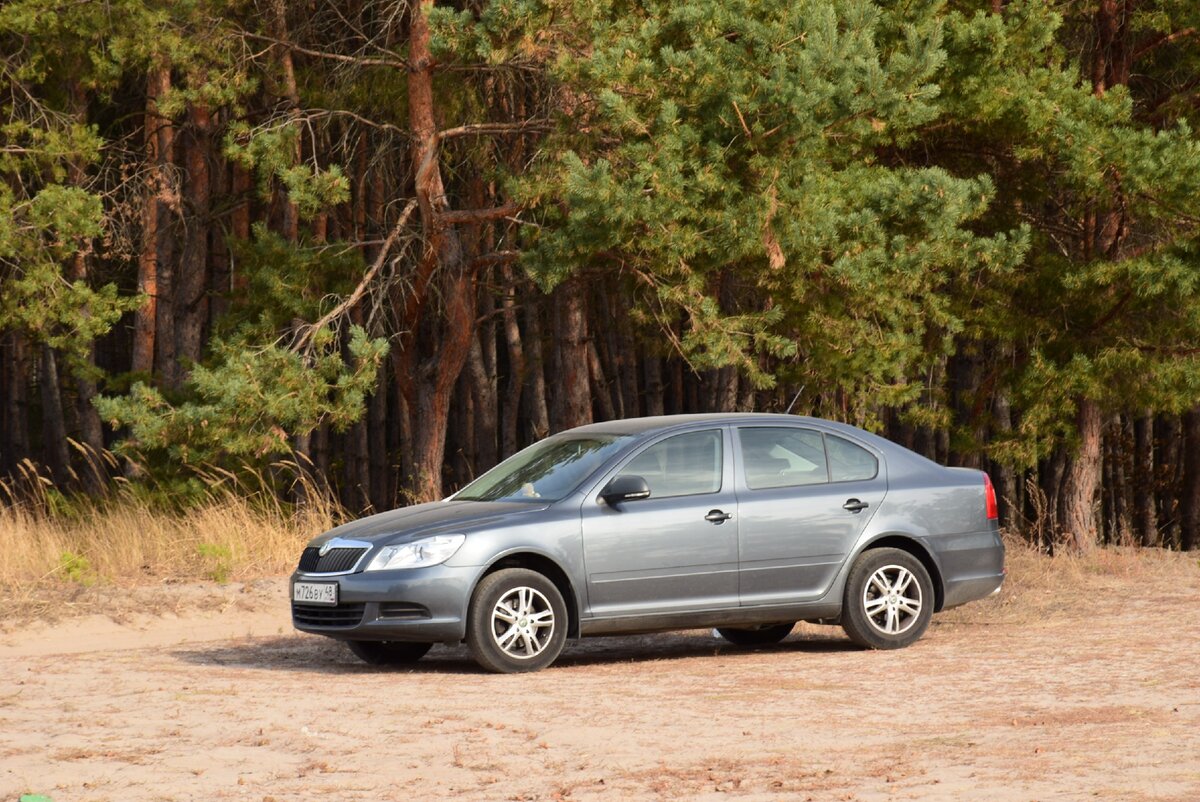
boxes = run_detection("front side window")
[617,430,723,498]
[739,427,829,490]
[455,434,634,502]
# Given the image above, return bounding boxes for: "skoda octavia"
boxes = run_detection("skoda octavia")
[291,414,1005,673]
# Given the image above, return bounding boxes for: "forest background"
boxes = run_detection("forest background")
[3,0,1200,563]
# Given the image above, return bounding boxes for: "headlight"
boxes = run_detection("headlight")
[364,535,465,571]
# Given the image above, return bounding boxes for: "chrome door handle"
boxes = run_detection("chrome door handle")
[705,509,733,524]
[842,498,869,513]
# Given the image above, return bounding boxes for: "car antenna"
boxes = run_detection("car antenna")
[785,386,804,415]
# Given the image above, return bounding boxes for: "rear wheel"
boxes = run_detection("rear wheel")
[345,640,432,665]
[841,548,933,650]
[466,568,568,673]
[716,623,795,646]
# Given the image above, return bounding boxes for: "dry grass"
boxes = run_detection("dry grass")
[0,459,341,610]
[0,496,333,589]
[942,530,1200,626]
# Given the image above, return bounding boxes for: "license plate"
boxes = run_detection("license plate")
[293,581,338,606]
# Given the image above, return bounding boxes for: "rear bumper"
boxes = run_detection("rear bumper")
[924,526,1005,610]
[942,570,1005,609]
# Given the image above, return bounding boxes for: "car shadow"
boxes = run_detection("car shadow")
[172,630,861,676]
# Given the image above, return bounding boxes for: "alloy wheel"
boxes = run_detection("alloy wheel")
[862,564,923,635]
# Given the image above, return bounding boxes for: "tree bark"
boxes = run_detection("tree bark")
[1060,398,1103,552]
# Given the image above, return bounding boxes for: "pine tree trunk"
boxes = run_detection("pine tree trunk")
[1132,411,1157,546]
[177,98,211,373]
[992,390,1018,526]
[133,66,169,376]
[467,331,499,471]
[551,277,591,430]
[523,294,550,440]
[2,333,30,474]
[643,355,664,417]
[1060,398,1103,552]
[1180,407,1200,551]
[152,69,179,389]
[368,373,390,509]
[499,264,527,458]
[587,340,616,421]
[1157,415,1182,548]
[39,344,71,484]
[399,0,478,502]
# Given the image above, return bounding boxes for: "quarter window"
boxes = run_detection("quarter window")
[617,430,722,498]
[826,434,879,482]
[738,428,829,489]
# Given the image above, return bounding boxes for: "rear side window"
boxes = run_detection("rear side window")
[738,428,829,490]
[825,434,878,482]
[618,430,723,498]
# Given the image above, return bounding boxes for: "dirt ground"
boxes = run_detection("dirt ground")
[2,550,1199,801]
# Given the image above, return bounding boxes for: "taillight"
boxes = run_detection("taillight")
[983,472,999,521]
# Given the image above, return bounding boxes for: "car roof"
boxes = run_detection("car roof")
[566,413,863,437]
[563,413,942,471]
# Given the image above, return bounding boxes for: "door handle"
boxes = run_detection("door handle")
[842,498,869,513]
[705,509,733,524]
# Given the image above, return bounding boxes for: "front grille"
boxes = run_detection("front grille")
[298,546,366,574]
[378,602,430,620]
[292,602,366,628]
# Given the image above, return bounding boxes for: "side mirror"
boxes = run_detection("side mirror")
[600,475,651,505]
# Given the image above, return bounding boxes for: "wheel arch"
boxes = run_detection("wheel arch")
[477,551,581,637]
[858,534,946,612]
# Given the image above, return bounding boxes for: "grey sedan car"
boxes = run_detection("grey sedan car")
[291,414,1004,673]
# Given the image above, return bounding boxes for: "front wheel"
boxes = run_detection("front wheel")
[466,568,568,673]
[345,640,433,665]
[841,548,934,650]
[716,623,795,646]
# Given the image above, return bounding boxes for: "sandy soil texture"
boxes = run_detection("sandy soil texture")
[2,555,1199,801]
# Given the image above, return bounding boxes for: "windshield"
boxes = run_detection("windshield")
[454,434,634,502]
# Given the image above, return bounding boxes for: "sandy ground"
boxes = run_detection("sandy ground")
[2,556,1199,801]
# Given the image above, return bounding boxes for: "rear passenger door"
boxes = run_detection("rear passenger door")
[734,426,886,605]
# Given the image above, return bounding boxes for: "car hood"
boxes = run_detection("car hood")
[309,499,551,547]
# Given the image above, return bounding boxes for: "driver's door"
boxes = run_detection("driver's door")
[580,428,739,617]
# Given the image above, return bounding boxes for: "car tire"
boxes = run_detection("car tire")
[466,568,568,674]
[345,640,433,665]
[841,547,934,650]
[716,623,794,646]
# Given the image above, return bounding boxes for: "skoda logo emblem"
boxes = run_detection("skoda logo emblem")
[318,541,333,557]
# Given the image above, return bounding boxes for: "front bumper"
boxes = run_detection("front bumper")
[290,563,482,643]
